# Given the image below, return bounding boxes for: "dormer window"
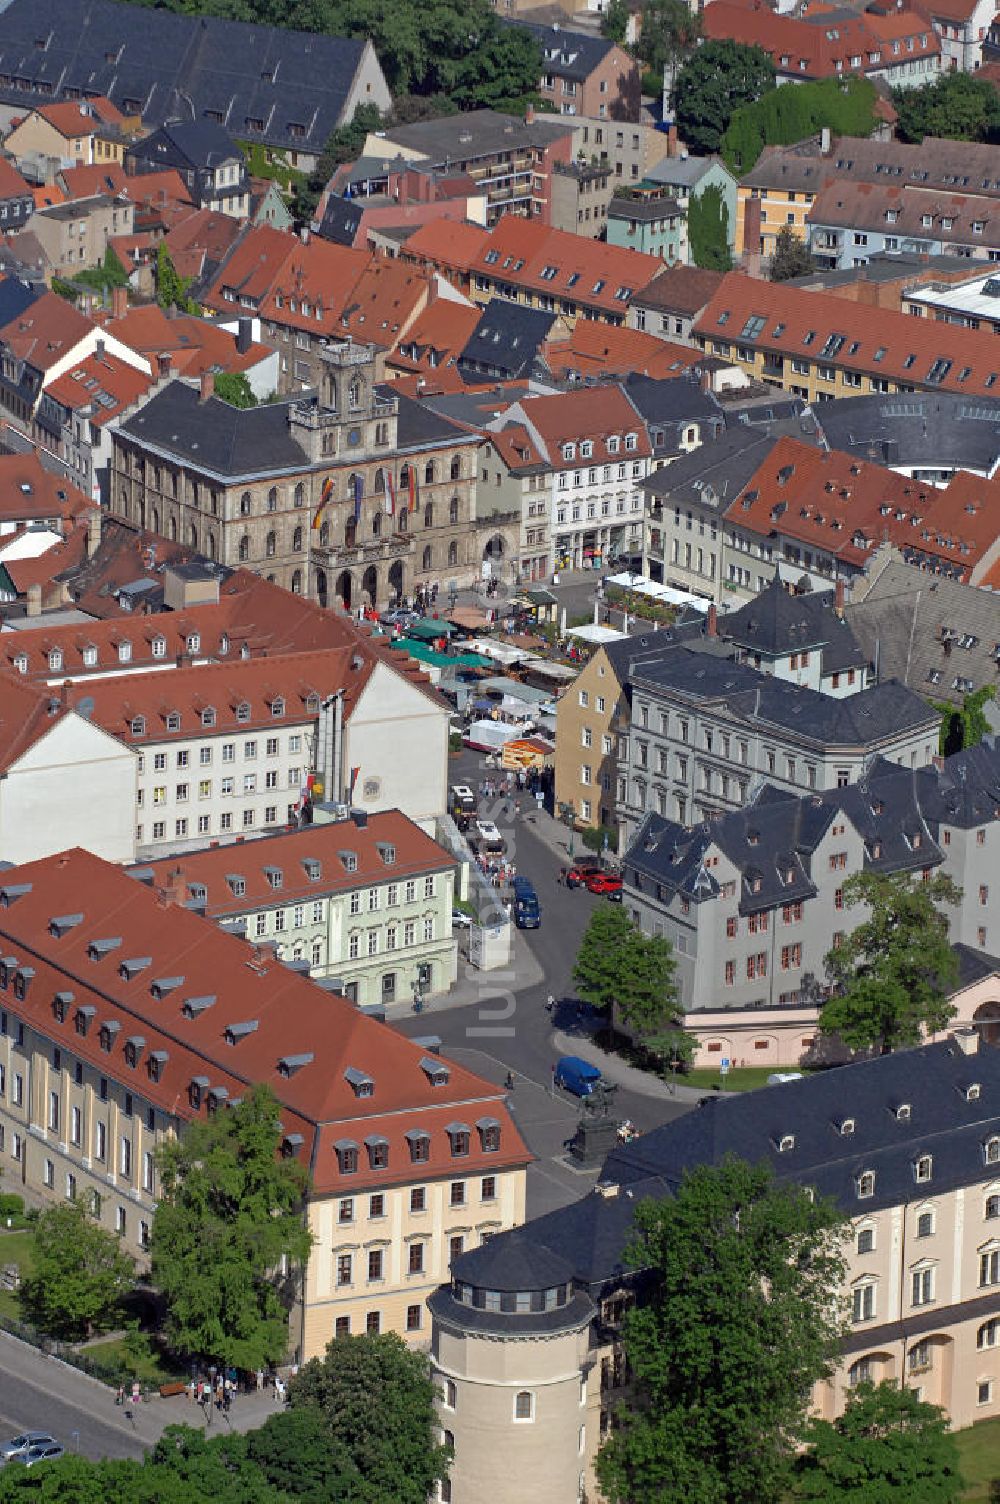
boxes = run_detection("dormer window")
[186,634,200,654]
[562,443,575,462]
[189,1075,209,1109]
[48,649,63,672]
[967,1083,982,1102]
[608,436,620,454]
[365,1135,389,1170]
[99,1020,121,1053]
[335,1138,359,1174]
[477,1117,501,1153]
[896,1103,911,1122]
[265,867,283,891]
[236,701,251,723]
[124,1035,145,1068]
[51,990,73,1024]
[201,707,216,728]
[151,635,166,658]
[777,1134,795,1153]
[839,1118,855,1137]
[857,1170,876,1198]
[345,1066,374,1097]
[580,441,593,458]
[420,1056,450,1087]
[447,1122,471,1157]
[226,875,246,898]
[165,711,181,733]
[74,1004,95,1036]
[302,858,321,882]
[406,1129,430,1163]
[150,976,183,1000]
[914,1154,933,1183]
[13,654,27,675]
[147,1049,168,1082]
[339,850,358,873]
[271,697,285,717]
[130,716,146,737]
[118,641,132,663]
[377,843,395,866]
[13,967,33,1001]
[49,913,82,938]
[305,692,321,714]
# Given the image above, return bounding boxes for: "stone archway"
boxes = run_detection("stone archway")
[483,535,506,577]
[362,564,378,605]
[316,568,328,609]
[336,571,352,611]
[388,559,404,603]
[974,1001,1000,1046]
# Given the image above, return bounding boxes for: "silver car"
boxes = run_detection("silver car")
[19,1442,65,1468]
[0,1432,56,1461]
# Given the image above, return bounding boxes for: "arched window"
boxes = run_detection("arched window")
[374,468,386,495]
[240,491,251,517]
[151,508,159,534]
[267,486,278,512]
[238,535,250,562]
[294,482,305,509]
[422,544,432,571]
[372,512,382,539]
[449,495,459,525]
[291,570,302,595]
[265,531,276,558]
[349,380,361,410]
[319,520,331,547]
[399,511,408,533]
[292,526,303,553]
[448,541,458,567]
[188,524,197,548]
[206,532,216,560]
[424,460,435,485]
[450,455,461,481]
[848,1357,872,1387]
[424,503,433,530]
[345,518,357,549]
[979,1318,1000,1349]
[169,516,177,542]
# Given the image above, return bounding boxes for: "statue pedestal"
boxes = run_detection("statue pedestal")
[570,1115,620,1167]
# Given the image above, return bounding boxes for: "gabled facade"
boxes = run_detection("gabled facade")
[126,123,249,219]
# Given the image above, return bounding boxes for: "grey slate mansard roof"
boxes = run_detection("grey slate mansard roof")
[505,21,616,82]
[0,0,377,156]
[457,301,556,382]
[814,392,1000,476]
[119,381,309,479]
[720,574,868,676]
[441,1039,1000,1297]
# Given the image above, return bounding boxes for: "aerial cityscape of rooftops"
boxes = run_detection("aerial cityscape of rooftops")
[1,0,1000,1495]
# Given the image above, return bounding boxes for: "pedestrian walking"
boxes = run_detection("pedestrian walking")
[256,1368,265,1392]
[505,1070,515,1091]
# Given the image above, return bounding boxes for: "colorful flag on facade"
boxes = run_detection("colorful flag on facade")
[349,766,361,801]
[408,466,417,511]
[311,475,334,532]
[353,472,363,523]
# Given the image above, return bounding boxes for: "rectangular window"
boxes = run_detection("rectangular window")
[408,1242,424,1275]
[368,1248,383,1281]
[336,1254,353,1287]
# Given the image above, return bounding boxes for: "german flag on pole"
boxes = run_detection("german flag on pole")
[312,475,334,532]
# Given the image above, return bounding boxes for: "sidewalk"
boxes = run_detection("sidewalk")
[552,1028,708,1104]
[412,929,545,1016]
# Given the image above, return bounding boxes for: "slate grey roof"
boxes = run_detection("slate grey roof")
[0,275,41,332]
[630,643,936,748]
[607,195,683,224]
[458,301,556,382]
[814,393,1000,476]
[452,1228,574,1292]
[128,121,242,173]
[0,0,378,156]
[721,575,868,676]
[624,373,722,429]
[386,386,473,453]
[445,1040,1000,1298]
[642,418,820,512]
[603,1038,1000,1217]
[846,555,1000,707]
[119,380,308,478]
[647,154,733,190]
[317,197,365,247]
[508,21,614,81]
[953,942,1000,989]
[377,110,570,169]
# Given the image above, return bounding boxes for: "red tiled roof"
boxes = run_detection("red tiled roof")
[464,217,663,318]
[31,185,64,209]
[338,259,433,348]
[0,157,31,200]
[160,207,242,270]
[97,305,272,378]
[388,299,482,375]
[542,320,701,381]
[203,226,370,335]
[0,846,530,1195]
[35,97,126,137]
[633,263,726,316]
[46,350,154,428]
[400,219,492,274]
[725,435,1000,578]
[0,451,93,522]
[134,809,454,914]
[694,271,1000,396]
[495,385,653,469]
[808,179,1000,247]
[702,0,938,76]
[120,169,192,212]
[0,288,95,373]
[59,163,127,201]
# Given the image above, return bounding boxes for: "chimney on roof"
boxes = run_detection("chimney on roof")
[86,508,101,560]
[200,371,214,403]
[699,365,712,394]
[834,578,845,617]
[156,352,172,380]
[156,866,187,909]
[525,102,535,126]
[94,337,105,361]
[25,583,41,618]
[820,127,832,155]
[236,317,252,355]
[111,284,127,320]
[952,1025,979,1056]
[667,125,679,159]
[60,678,71,707]
[706,602,718,638]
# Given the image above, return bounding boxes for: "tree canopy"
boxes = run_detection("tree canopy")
[573,903,681,1037]
[601,0,629,46]
[819,870,961,1053]
[936,684,996,756]
[771,223,816,281]
[213,372,258,409]
[723,75,877,175]
[637,0,700,82]
[596,1157,848,1504]
[793,1380,964,1503]
[688,183,731,271]
[288,1332,452,1504]
[20,1202,136,1340]
[155,243,199,314]
[151,1084,312,1369]
[893,70,1000,144]
[673,40,775,155]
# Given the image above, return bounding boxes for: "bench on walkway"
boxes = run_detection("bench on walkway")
[159,1381,187,1399]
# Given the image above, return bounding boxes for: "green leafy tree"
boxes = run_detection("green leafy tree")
[573,903,682,1038]
[214,371,258,408]
[723,75,876,174]
[771,223,816,281]
[155,242,198,313]
[293,101,384,222]
[673,39,775,155]
[20,1201,135,1340]
[820,870,961,1053]
[246,1408,357,1502]
[688,183,731,270]
[893,70,1000,144]
[638,0,701,83]
[936,684,996,755]
[288,1332,452,1504]
[597,1158,848,1504]
[793,1381,963,1503]
[151,1084,312,1370]
[602,0,629,45]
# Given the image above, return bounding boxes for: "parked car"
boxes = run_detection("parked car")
[475,819,505,853]
[566,860,602,888]
[16,1443,65,1469]
[511,876,536,897]
[0,1435,56,1463]
[585,872,623,896]
[451,909,473,929]
[553,1056,602,1097]
[514,895,541,930]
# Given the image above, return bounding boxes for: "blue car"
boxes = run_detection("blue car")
[553,1056,602,1097]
